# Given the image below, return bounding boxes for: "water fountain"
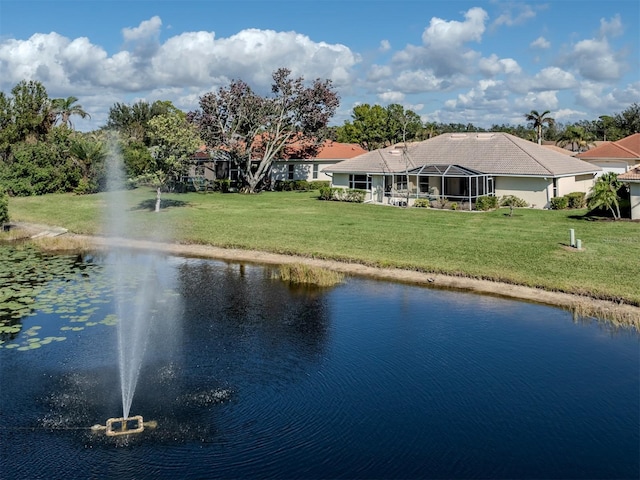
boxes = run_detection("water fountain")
[93,137,164,435]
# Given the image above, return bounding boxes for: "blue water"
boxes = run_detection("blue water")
[0,255,638,479]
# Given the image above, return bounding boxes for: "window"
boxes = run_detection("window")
[349,174,371,190]
[312,163,319,179]
[396,175,407,190]
[288,164,295,180]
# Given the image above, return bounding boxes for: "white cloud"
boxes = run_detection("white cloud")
[122,15,162,42]
[492,4,537,27]
[575,80,640,111]
[379,39,391,52]
[553,108,588,122]
[514,90,559,112]
[569,37,625,81]
[599,14,623,38]
[478,54,522,76]
[531,67,577,90]
[0,17,361,128]
[377,91,405,103]
[389,7,487,78]
[530,36,550,49]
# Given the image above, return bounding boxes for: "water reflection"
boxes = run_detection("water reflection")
[0,253,637,480]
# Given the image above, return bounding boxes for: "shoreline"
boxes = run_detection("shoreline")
[83,234,640,330]
[10,222,640,330]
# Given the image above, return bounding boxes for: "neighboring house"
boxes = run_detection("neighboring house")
[618,164,640,220]
[575,133,640,175]
[325,132,601,209]
[271,140,367,183]
[187,140,366,188]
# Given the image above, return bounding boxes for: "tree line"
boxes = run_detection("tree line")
[333,104,640,151]
[1,75,639,202]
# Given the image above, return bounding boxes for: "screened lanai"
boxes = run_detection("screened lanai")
[387,164,494,210]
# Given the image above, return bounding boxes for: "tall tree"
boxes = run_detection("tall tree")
[524,109,555,145]
[336,103,422,150]
[106,100,179,144]
[613,103,640,137]
[51,96,90,128]
[142,112,201,211]
[386,104,423,146]
[10,80,53,142]
[189,68,339,193]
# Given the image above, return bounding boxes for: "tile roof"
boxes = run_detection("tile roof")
[618,164,640,181]
[193,140,367,161]
[326,132,600,177]
[576,133,640,160]
[541,144,577,156]
[284,140,367,159]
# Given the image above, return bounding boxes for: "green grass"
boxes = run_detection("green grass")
[8,188,640,306]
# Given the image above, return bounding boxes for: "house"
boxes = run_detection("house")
[187,140,366,189]
[271,140,367,183]
[618,165,640,220]
[325,132,601,209]
[575,133,640,175]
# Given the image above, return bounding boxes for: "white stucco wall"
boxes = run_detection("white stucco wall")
[494,176,551,208]
[629,183,640,220]
[556,174,596,198]
[589,160,635,175]
[271,161,337,182]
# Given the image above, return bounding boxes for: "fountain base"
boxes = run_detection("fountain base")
[91,415,157,436]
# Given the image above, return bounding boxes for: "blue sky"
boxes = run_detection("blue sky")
[1,0,638,132]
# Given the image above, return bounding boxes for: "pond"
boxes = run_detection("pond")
[0,248,638,479]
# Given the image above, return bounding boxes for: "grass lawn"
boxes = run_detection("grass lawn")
[8,188,640,306]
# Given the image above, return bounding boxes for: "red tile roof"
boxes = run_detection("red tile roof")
[194,140,366,161]
[618,164,640,181]
[576,133,640,159]
[294,140,367,159]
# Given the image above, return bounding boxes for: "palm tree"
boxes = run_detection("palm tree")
[587,172,622,219]
[556,125,596,152]
[51,96,90,128]
[69,136,106,191]
[524,110,555,145]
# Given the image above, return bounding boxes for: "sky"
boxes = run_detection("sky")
[0,0,638,132]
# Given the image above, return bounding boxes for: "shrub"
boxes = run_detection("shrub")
[308,181,330,191]
[318,187,365,203]
[0,186,8,224]
[550,196,568,210]
[476,196,499,211]
[293,180,310,191]
[343,189,366,203]
[213,179,231,193]
[413,199,430,208]
[450,202,458,210]
[565,191,586,209]
[500,195,528,208]
[318,186,336,200]
[274,180,312,191]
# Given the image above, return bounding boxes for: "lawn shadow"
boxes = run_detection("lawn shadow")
[131,198,190,212]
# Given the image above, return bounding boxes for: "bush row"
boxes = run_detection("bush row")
[318,187,366,203]
[550,192,586,210]
[274,180,330,192]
